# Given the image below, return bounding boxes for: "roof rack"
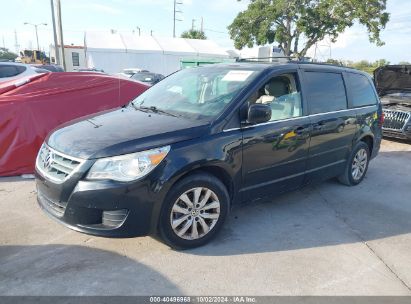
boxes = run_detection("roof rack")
[236,57,359,69]
[236,56,295,63]
[296,61,360,70]
[233,57,366,73]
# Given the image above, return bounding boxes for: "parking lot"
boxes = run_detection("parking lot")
[0,139,410,296]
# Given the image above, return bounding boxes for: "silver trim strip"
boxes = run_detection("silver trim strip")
[45,144,85,163]
[35,143,86,184]
[223,105,377,132]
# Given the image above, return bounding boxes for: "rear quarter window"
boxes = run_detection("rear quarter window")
[304,71,347,115]
[0,65,26,78]
[347,73,378,107]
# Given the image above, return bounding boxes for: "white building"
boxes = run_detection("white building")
[49,45,86,72]
[84,31,229,76]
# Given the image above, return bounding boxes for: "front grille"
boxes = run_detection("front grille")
[383,109,411,131]
[36,144,83,182]
[38,191,67,217]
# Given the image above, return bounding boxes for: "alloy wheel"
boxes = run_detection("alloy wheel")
[351,148,368,181]
[170,187,221,240]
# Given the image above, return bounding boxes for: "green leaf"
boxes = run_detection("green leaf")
[228,0,390,58]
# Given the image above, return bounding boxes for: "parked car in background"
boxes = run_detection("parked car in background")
[131,72,164,85]
[1,72,149,176]
[33,64,65,72]
[117,68,150,78]
[374,65,411,140]
[77,68,105,73]
[0,62,49,83]
[35,62,383,249]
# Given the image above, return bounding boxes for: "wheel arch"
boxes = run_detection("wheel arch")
[358,134,374,155]
[170,165,235,202]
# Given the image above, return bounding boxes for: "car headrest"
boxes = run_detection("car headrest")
[265,79,289,97]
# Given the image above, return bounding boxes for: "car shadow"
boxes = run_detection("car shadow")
[186,150,411,256]
[0,244,181,295]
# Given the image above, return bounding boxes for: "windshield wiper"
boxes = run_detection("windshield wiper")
[139,105,179,118]
[130,102,141,111]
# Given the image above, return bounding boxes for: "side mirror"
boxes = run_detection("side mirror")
[247,103,272,125]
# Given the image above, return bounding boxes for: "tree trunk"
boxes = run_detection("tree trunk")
[298,40,316,58]
[293,32,299,56]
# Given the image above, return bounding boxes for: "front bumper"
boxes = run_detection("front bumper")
[35,170,161,238]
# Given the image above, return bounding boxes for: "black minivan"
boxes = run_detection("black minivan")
[35,62,383,249]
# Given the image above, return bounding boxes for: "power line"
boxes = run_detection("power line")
[204,28,229,35]
[14,30,20,53]
[23,22,47,50]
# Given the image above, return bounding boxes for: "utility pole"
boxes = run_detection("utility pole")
[151,30,154,36]
[136,26,141,36]
[14,30,20,54]
[50,0,60,65]
[24,22,47,50]
[191,19,196,31]
[173,0,183,38]
[56,0,66,70]
[2,36,5,49]
[200,17,204,33]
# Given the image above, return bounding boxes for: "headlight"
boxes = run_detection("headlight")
[87,146,170,182]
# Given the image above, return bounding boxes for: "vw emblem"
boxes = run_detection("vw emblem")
[44,151,54,170]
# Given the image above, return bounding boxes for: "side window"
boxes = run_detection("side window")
[0,65,25,78]
[304,71,347,115]
[72,52,80,66]
[248,73,303,121]
[16,66,26,74]
[347,73,378,107]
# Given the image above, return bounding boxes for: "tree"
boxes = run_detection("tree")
[181,29,207,40]
[375,59,390,67]
[228,0,390,58]
[326,58,343,65]
[0,47,18,61]
[338,59,390,74]
[398,61,411,65]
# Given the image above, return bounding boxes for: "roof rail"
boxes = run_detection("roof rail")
[296,61,360,70]
[234,57,362,71]
[236,56,295,63]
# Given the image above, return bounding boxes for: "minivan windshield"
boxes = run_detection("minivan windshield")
[130,66,260,120]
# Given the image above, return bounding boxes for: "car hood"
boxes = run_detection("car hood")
[47,107,210,159]
[374,65,411,96]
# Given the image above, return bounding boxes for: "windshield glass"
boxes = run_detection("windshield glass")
[130,66,260,120]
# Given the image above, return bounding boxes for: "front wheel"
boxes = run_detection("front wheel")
[338,141,370,186]
[158,172,229,249]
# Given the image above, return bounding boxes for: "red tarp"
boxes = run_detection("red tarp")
[0,72,149,176]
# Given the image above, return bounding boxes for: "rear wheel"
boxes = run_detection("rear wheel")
[338,141,370,186]
[158,172,229,249]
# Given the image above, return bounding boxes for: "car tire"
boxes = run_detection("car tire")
[158,172,230,250]
[338,141,370,186]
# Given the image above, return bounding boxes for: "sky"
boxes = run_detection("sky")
[0,0,410,64]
